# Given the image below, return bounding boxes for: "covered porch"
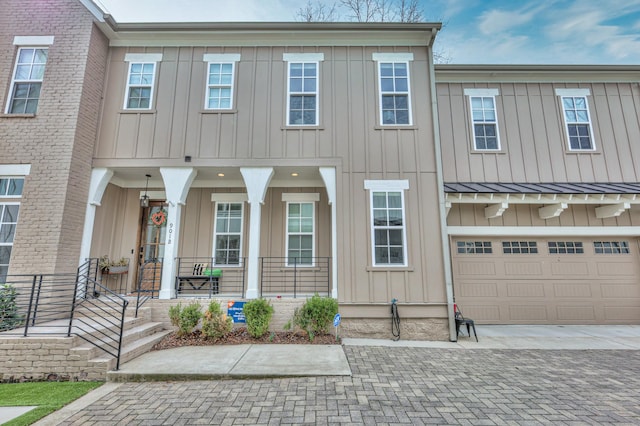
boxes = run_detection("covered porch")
[81,165,338,300]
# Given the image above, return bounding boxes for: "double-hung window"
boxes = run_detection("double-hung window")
[373,53,413,126]
[556,88,595,151]
[284,53,323,126]
[211,194,246,266]
[465,88,500,150]
[0,176,25,280]
[283,193,318,266]
[365,180,409,266]
[123,53,162,110]
[6,37,54,114]
[203,53,240,110]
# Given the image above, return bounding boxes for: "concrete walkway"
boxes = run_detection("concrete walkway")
[3,325,639,425]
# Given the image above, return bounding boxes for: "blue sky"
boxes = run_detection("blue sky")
[96,0,640,64]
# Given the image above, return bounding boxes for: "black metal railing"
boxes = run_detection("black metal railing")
[135,259,163,317]
[175,257,246,297]
[259,257,330,298]
[1,260,129,370]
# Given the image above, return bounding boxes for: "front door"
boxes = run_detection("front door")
[136,202,167,294]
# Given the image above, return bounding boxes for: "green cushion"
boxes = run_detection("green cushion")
[203,268,222,277]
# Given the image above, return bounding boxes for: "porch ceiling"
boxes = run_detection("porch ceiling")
[108,166,324,188]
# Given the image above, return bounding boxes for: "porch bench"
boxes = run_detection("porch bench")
[176,267,222,295]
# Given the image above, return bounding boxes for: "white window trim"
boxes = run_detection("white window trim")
[212,200,245,267]
[464,88,501,151]
[0,165,30,176]
[555,88,595,151]
[373,53,414,127]
[123,53,162,110]
[283,53,324,127]
[283,195,317,267]
[203,54,241,110]
[5,46,49,114]
[211,193,248,203]
[364,180,409,267]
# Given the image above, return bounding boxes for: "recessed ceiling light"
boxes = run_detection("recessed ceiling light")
[217,173,225,177]
[291,172,299,177]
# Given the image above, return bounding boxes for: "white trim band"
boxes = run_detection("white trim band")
[555,88,591,97]
[203,53,241,62]
[447,226,640,237]
[464,88,499,97]
[13,36,54,46]
[364,180,410,191]
[281,193,320,202]
[211,193,248,203]
[372,52,414,62]
[283,53,324,62]
[125,53,163,63]
[0,164,31,176]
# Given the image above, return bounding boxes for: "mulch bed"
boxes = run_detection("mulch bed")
[152,328,340,351]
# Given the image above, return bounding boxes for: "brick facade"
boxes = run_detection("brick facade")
[0,0,107,274]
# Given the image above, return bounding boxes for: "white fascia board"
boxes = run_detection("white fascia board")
[447,226,640,236]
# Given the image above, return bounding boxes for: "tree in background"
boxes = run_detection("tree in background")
[295,0,450,63]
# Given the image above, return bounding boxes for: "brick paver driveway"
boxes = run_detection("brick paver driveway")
[63,346,640,425]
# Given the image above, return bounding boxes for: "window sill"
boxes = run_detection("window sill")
[366,265,414,272]
[565,149,600,155]
[282,125,325,130]
[0,113,36,118]
[471,149,507,154]
[200,109,237,114]
[118,109,157,114]
[374,125,418,130]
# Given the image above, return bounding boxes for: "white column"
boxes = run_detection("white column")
[319,167,338,299]
[159,168,197,299]
[79,168,113,266]
[240,167,274,299]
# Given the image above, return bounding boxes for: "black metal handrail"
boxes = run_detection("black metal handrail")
[135,259,163,317]
[175,257,246,297]
[259,257,330,298]
[1,260,129,370]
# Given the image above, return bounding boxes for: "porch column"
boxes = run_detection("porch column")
[159,167,197,299]
[78,168,113,266]
[319,167,338,299]
[240,167,274,299]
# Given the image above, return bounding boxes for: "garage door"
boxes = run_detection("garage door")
[451,237,640,324]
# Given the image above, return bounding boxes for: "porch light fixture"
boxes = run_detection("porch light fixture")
[291,172,299,177]
[217,173,225,177]
[140,174,151,208]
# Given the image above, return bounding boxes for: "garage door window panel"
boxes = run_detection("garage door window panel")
[594,241,629,254]
[502,241,538,254]
[457,241,492,254]
[548,241,584,254]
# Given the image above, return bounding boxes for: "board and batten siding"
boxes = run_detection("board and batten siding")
[437,82,640,183]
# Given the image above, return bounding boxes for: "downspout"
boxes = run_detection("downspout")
[427,29,457,342]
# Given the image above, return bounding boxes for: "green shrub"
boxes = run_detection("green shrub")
[243,298,274,338]
[201,301,232,340]
[0,284,24,331]
[287,294,338,341]
[168,302,203,336]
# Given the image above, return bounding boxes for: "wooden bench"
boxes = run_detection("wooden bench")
[176,264,222,295]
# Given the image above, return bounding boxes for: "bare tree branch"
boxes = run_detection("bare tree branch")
[296,0,338,22]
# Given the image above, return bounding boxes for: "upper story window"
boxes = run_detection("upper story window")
[0,178,24,197]
[556,88,595,151]
[203,53,240,110]
[365,180,409,267]
[282,193,319,266]
[464,88,500,150]
[373,53,414,126]
[123,53,162,110]
[5,36,54,115]
[0,166,28,281]
[284,53,323,126]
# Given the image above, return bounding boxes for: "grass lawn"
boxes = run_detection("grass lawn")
[0,381,103,426]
